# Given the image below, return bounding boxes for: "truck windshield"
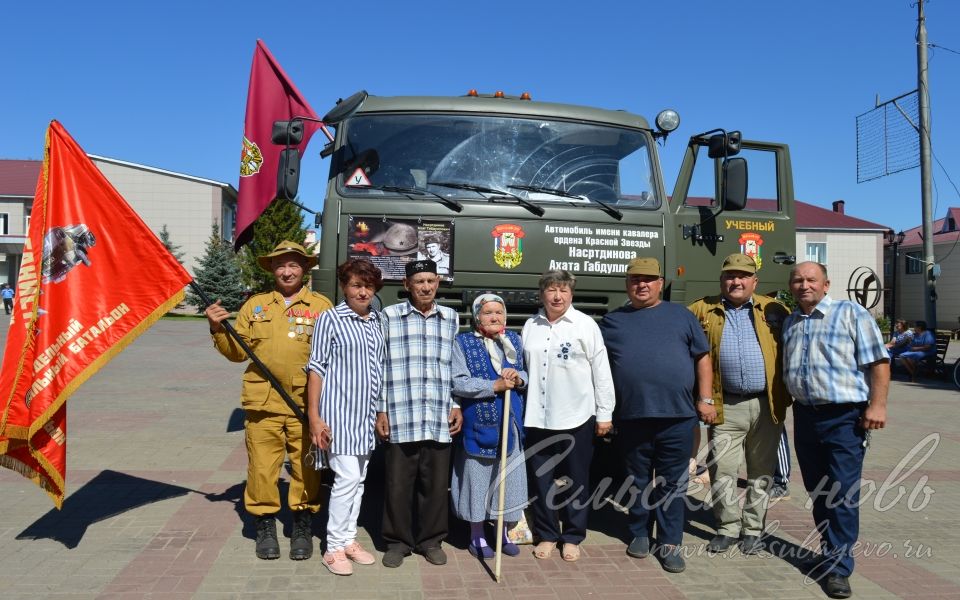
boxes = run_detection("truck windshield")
[338,114,660,210]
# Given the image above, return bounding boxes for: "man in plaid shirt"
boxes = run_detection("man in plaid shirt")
[783,262,889,599]
[376,259,461,568]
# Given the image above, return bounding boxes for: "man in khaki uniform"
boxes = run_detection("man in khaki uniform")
[687,254,790,555]
[206,241,333,560]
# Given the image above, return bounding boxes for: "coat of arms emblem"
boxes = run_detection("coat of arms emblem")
[738,232,764,270]
[491,224,525,269]
[240,136,263,177]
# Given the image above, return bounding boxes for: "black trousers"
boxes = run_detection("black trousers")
[525,417,595,544]
[381,440,452,553]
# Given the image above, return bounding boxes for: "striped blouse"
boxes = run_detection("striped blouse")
[307,302,385,455]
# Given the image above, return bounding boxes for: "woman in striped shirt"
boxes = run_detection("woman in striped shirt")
[307,259,385,576]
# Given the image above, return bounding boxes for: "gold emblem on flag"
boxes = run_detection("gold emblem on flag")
[240,136,264,177]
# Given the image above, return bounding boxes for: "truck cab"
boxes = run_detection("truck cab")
[286,91,795,323]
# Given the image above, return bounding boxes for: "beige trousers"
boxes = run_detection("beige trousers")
[244,410,321,516]
[707,394,782,537]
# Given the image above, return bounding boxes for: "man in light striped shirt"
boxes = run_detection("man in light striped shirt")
[376,259,461,568]
[783,262,889,600]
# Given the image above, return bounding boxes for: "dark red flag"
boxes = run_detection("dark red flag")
[0,121,193,507]
[235,39,321,250]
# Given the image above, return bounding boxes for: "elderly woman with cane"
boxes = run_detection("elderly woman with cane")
[450,294,528,561]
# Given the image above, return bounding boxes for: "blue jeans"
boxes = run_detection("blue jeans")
[618,416,696,546]
[793,402,867,577]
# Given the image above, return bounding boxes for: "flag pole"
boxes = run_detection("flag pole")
[494,388,512,583]
[189,281,307,422]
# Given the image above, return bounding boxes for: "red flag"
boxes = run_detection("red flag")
[235,39,321,250]
[0,121,193,507]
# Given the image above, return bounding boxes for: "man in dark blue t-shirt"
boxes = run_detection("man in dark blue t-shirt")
[600,257,712,574]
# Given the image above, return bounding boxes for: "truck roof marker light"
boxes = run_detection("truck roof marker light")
[520,92,532,100]
[467,89,479,97]
[494,90,505,98]
[677,265,686,277]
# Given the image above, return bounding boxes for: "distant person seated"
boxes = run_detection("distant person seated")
[885,319,914,361]
[899,320,936,382]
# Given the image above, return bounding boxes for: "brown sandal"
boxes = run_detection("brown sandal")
[534,541,555,559]
[562,543,581,562]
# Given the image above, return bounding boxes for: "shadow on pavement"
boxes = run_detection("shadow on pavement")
[16,470,195,548]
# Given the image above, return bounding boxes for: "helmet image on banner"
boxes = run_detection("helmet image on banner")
[373,222,419,255]
[42,224,96,284]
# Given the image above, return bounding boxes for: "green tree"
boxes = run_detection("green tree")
[187,224,246,312]
[238,199,311,293]
[157,224,185,264]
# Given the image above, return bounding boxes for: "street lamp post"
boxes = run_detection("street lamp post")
[885,229,907,339]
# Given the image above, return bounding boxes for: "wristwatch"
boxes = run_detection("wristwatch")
[698,398,715,405]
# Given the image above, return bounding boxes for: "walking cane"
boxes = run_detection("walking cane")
[494,387,512,583]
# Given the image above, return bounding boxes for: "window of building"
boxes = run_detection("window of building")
[905,251,922,274]
[805,242,827,264]
[0,213,8,235]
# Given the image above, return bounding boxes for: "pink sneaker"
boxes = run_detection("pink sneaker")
[323,549,353,575]
[344,541,376,565]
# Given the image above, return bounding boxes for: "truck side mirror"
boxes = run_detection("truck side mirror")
[708,131,741,159]
[272,120,304,145]
[322,90,369,125]
[722,157,748,211]
[277,149,301,200]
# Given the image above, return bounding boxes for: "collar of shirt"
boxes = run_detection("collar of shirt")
[721,296,754,313]
[267,287,305,308]
[795,294,834,319]
[334,301,381,322]
[400,299,442,319]
[533,306,575,325]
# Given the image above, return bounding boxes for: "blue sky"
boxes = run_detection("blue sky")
[3,1,958,233]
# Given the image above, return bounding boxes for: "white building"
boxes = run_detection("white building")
[796,199,889,316]
[0,157,237,284]
[889,207,960,331]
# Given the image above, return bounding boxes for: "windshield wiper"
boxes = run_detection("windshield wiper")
[429,181,545,217]
[362,184,462,213]
[509,184,623,221]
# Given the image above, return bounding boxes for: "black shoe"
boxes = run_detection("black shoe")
[626,536,650,559]
[422,546,447,565]
[656,545,686,573]
[739,535,764,555]
[825,574,852,599]
[382,549,407,568]
[706,534,738,553]
[288,511,313,560]
[255,515,281,560]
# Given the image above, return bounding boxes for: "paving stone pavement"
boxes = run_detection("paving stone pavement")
[0,317,958,599]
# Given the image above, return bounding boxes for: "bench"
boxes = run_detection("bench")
[920,331,952,378]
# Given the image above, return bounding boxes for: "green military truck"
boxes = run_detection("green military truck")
[276,90,797,323]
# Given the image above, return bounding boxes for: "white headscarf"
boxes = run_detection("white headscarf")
[471,294,517,375]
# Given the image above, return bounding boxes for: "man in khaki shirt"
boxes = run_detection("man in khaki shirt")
[206,241,333,560]
[687,254,790,556]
